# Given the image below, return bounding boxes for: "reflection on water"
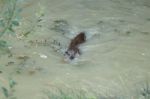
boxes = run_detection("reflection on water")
[0,0,150,99]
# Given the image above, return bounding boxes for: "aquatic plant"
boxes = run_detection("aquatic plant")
[0,40,10,55]
[17,3,45,38]
[0,40,7,48]
[141,82,150,99]
[51,19,70,34]
[0,78,17,99]
[146,18,150,21]
[0,0,21,38]
[42,82,150,99]
[43,88,97,99]
[43,87,130,99]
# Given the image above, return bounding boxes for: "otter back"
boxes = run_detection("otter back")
[65,32,86,60]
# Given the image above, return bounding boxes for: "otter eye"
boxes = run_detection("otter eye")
[65,51,70,55]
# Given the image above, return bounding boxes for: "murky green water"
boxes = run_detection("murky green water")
[0,0,150,99]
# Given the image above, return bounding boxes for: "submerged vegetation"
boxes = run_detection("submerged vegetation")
[42,81,150,99]
[0,0,21,55]
[43,87,97,99]
[0,40,10,55]
[43,83,150,99]
[51,19,70,34]
[0,0,21,37]
[141,82,150,99]
[0,78,17,99]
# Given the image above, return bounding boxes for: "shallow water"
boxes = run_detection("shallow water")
[0,0,150,99]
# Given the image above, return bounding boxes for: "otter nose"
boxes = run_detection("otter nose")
[70,56,74,60]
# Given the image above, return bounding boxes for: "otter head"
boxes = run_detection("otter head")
[65,50,76,60]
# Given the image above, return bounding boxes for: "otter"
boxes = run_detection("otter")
[65,32,86,60]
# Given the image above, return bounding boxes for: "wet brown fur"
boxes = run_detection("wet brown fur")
[65,32,86,60]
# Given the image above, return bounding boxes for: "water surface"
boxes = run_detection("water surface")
[0,0,150,99]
